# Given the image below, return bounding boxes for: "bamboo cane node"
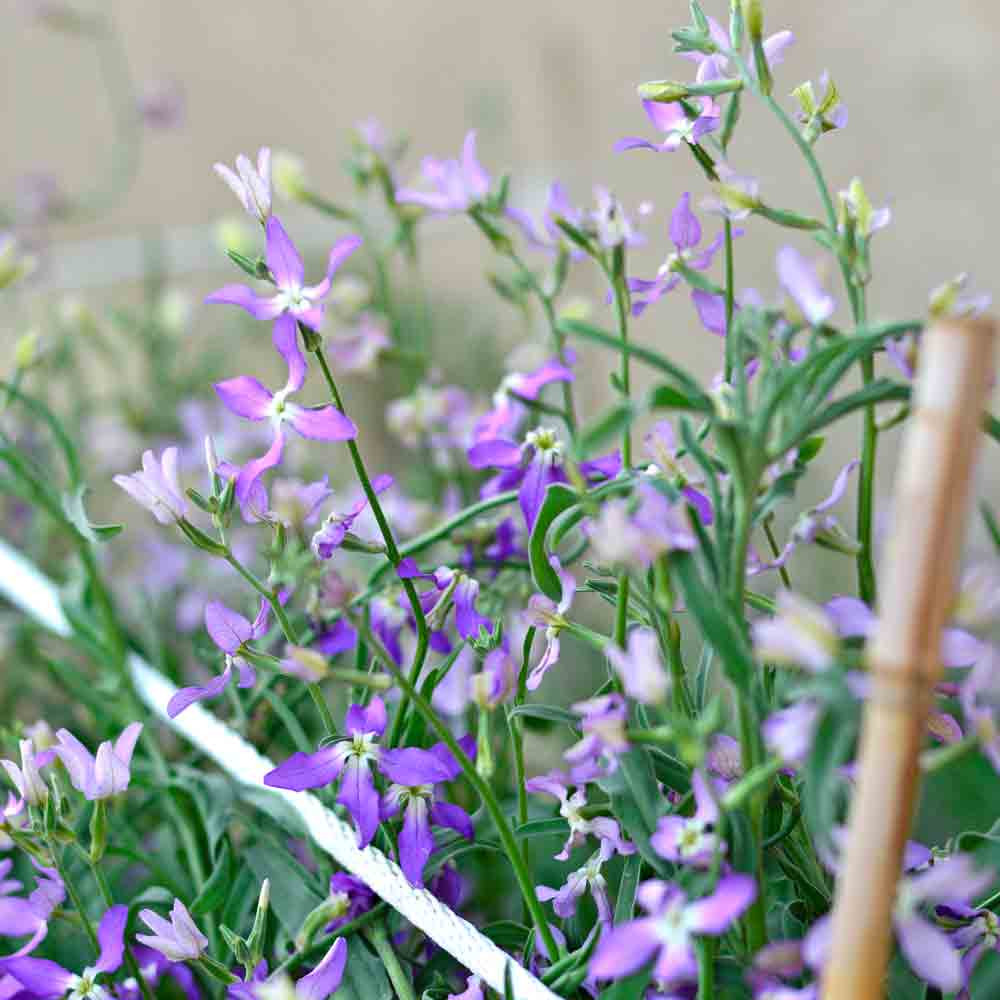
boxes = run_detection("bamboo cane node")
[861,665,936,713]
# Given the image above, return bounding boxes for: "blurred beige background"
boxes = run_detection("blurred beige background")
[4,0,1000,571]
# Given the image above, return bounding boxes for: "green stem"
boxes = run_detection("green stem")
[697,937,716,1000]
[47,837,99,957]
[356,617,562,959]
[365,919,417,1000]
[608,257,632,469]
[762,517,791,589]
[723,218,736,383]
[857,305,879,606]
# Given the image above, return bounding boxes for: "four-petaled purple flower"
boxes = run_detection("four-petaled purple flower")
[651,770,722,869]
[52,722,142,800]
[379,738,475,887]
[396,131,490,215]
[265,698,387,849]
[537,839,618,929]
[168,598,270,718]
[311,474,394,559]
[615,98,721,154]
[113,447,188,524]
[590,875,757,985]
[136,899,208,962]
[207,216,361,330]
[214,314,357,502]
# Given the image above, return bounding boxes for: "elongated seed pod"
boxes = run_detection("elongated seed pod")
[822,317,996,1000]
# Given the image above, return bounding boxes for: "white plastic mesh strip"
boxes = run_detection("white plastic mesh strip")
[0,540,558,1000]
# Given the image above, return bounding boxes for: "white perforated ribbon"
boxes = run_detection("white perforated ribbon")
[0,540,558,1000]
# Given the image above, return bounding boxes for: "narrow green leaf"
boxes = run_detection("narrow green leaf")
[528,482,580,599]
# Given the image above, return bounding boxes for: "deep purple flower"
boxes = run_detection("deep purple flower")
[206,216,361,330]
[214,315,357,502]
[396,131,490,215]
[379,739,475,887]
[606,628,670,705]
[167,598,270,717]
[537,839,618,929]
[3,904,126,997]
[397,563,492,643]
[265,699,387,848]
[311,473,393,559]
[525,769,633,861]
[776,247,835,326]
[214,148,271,223]
[937,901,1000,999]
[652,771,722,868]
[615,98,721,154]
[113,447,188,524]
[52,722,142,800]
[590,876,757,984]
[136,899,207,962]
[325,873,376,932]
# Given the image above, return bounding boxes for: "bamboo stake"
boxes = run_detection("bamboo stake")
[821,317,996,1000]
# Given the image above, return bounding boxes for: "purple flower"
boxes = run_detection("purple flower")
[325,873,376,932]
[136,899,207,962]
[706,734,743,787]
[565,695,630,775]
[681,15,793,85]
[124,947,200,1000]
[311,474,394,559]
[751,591,839,672]
[627,194,728,316]
[265,699,387,848]
[470,641,518,710]
[524,557,576,690]
[961,648,1000,773]
[325,313,391,375]
[929,272,992,321]
[214,314,357,502]
[1,739,50,808]
[954,561,1000,628]
[113,447,188,524]
[379,739,475,887]
[762,701,820,768]
[525,769,633,861]
[652,771,722,868]
[396,131,490,215]
[0,861,64,958]
[615,98,721,154]
[793,73,848,141]
[937,902,1000,999]
[3,904,126,997]
[293,938,349,1000]
[590,876,757,984]
[776,247,835,326]
[701,163,762,222]
[472,357,574,447]
[167,598,270,717]
[506,181,585,254]
[644,422,714,525]
[447,976,484,1000]
[538,839,618,929]
[51,722,142,800]
[214,147,272,223]
[589,187,651,249]
[207,216,361,330]
[606,628,670,705]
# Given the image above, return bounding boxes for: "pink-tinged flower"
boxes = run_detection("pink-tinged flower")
[524,557,576,690]
[565,695,630,775]
[3,904,126,998]
[763,701,820,768]
[136,899,207,963]
[776,247,835,326]
[311,474,393,559]
[615,98,721,154]
[325,313,391,375]
[590,876,757,984]
[51,723,142,800]
[113,447,188,524]
[167,598,270,718]
[652,771,722,868]
[1,739,50,807]
[628,194,730,316]
[606,628,670,705]
[265,699,386,848]
[681,14,793,85]
[538,839,618,929]
[525,769,633,861]
[214,147,271,223]
[206,216,362,330]
[752,591,839,672]
[396,131,490,215]
[379,738,475,887]
[214,315,357,502]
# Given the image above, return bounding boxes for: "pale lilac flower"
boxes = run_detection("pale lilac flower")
[265,699,387,848]
[953,562,1000,629]
[206,216,362,330]
[525,769,633,861]
[752,591,839,672]
[473,356,574,446]
[379,738,475,887]
[51,723,142,800]
[590,876,757,984]
[961,648,1000,773]
[763,701,820,767]
[0,861,64,957]
[311,474,393,559]
[524,557,576,690]
[396,131,490,214]
[652,771,722,869]
[681,15,793,84]
[470,642,517,710]
[1,740,49,807]
[136,899,207,963]
[589,187,650,248]
[506,181,585,254]
[167,598,270,717]
[113,447,188,524]
[628,194,728,316]
[615,98,721,154]
[565,695,630,775]
[214,314,357,502]
[706,734,743,786]
[244,475,333,529]
[776,247,834,326]
[214,148,272,223]
[325,313,390,375]
[606,628,670,705]
[387,383,473,459]
[644,422,713,524]
[3,906,125,997]
[537,840,617,929]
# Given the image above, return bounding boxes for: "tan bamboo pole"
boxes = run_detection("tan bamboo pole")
[821,317,996,1000]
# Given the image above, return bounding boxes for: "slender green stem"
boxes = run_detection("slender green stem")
[355,617,562,959]
[365,919,417,1000]
[272,904,387,975]
[47,837,99,957]
[723,218,736,383]
[697,938,716,1000]
[855,293,878,604]
[762,517,791,589]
